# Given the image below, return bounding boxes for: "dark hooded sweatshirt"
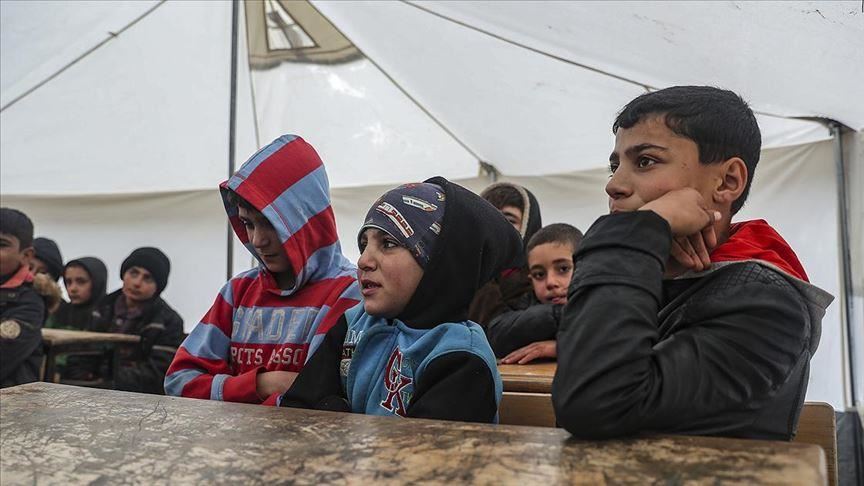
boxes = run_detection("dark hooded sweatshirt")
[47,257,108,331]
[88,290,184,394]
[553,212,833,440]
[468,182,542,327]
[280,176,523,423]
[0,265,45,388]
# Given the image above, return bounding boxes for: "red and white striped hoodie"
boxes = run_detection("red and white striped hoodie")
[165,135,359,404]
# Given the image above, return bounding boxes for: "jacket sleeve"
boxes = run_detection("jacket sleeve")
[0,288,45,383]
[485,303,561,358]
[279,316,350,411]
[553,211,811,439]
[164,282,264,403]
[407,351,498,423]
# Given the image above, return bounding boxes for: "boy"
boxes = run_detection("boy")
[493,223,582,363]
[31,237,64,282]
[0,208,45,388]
[89,247,183,393]
[468,182,542,327]
[553,86,833,440]
[30,237,64,319]
[165,135,360,404]
[47,257,108,330]
[280,178,523,422]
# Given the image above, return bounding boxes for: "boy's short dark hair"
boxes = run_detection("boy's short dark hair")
[482,185,524,211]
[224,188,256,213]
[0,207,34,249]
[526,223,583,255]
[613,86,761,215]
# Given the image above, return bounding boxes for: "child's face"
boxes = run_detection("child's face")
[122,266,157,303]
[357,228,424,318]
[607,116,718,214]
[498,205,523,233]
[238,205,292,275]
[528,242,574,305]
[29,258,50,278]
[64,265,93,305]
[0,233,32,278]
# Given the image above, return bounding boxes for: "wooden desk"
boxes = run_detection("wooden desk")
[0,383,826,485]
[498,361,556,393]
[41,329,141,385]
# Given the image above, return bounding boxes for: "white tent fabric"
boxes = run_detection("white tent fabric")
[1,1,860,409]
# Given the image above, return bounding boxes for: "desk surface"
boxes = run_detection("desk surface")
[42,328,141,345]
[0,383,825,485]
[498,361,556,393]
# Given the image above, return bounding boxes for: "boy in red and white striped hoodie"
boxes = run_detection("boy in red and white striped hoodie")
[165,135,360,405]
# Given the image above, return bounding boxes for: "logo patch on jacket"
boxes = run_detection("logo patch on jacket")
[380,347,413,417]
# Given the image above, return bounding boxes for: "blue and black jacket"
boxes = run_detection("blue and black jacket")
[280,176,523,423]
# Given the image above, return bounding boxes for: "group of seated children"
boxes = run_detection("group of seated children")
[4,85,833,443]
[0,214,183,392]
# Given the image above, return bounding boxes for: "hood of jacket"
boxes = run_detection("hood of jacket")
[707,219,833,355]
[221,135,355,296]
[396,176,524,329]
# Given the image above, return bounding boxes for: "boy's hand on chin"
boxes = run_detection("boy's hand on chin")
[500,340,556,365]
[639,188,721,273]
[256,370,298,399]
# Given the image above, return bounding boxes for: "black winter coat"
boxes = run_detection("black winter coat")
[553,212,832,440]
[91,290,184,394]
[0,277,45,388]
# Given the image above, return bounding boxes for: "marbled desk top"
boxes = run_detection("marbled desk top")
[498,361,556,394]
[0,383,825,485]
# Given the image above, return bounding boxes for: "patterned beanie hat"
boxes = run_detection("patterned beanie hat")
[358,183,446,268]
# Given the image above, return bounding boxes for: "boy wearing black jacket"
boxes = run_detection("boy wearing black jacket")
[553,86,833,440]
[493,223,582,363]
[0,208,45,388]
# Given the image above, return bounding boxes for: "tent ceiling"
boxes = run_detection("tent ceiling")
[408,0,864,131]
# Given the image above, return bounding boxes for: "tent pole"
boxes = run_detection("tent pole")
[226,0,240,282]
[831,122,857,408]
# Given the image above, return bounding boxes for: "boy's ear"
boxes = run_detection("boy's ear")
[713,157,748,208]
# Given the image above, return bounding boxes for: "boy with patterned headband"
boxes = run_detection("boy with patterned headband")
[280,177,523,423]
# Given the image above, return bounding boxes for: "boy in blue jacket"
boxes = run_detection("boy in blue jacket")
[280,177,523,422]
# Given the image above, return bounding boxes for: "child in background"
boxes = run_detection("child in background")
[47,257,108,330]
[31,237,64,282]
[165,135,359,404]
[280,178,523,423]
[467,182,542,327]
[0,208,45,387]
[494,223,582,364]
[91,247,184,393]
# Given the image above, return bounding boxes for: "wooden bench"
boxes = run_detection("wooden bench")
[794,402,837,486]
[41,329,141,387]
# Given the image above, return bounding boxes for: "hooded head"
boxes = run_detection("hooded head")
[480,182,543,245]
[120,247,170,296]
[221,134,354,295]
[362,177,523,329]
[65,257,108,306]
[32,237,63,281]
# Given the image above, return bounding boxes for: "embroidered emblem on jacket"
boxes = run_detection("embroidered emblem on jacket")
[380,347,412,416]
